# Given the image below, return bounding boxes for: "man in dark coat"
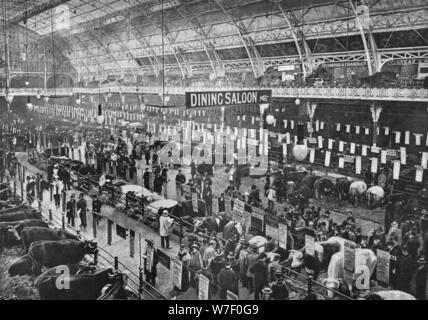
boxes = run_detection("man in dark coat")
[396,246,415,294]
[415,256,427,300]
[217,262,239,300]
[143,168,150,190]
[92,194,102,226]
[144,148,151,165]
[203,184,213,216]
[77,193,87,229]
[175,169,186,185]
[387,238,402,289]
[250,253,269,300]
[66,194,77,227]
[143,239,159,286]
[190,161,197,180]
[209,249,226,296]
[154,174,163,195]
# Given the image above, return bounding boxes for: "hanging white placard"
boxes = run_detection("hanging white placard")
[404,131,410,145]
[328,139,333,150]
[350,143,356,154]
[318,136,323,148]
[355,156,362,174]
[393,161,400,180]
[381,150,387,164]
[310,149,315,163]
[338,157,345,168]
[422,152,428,169]
[416,166,424,183]
[362,145,368,156]
[400,147,406,165]
[339,141,344,152]
[371,157,378,173]
[355,125,360,134]
[346,124,350,133]
[325,151,331,167]
[384,127,390,135]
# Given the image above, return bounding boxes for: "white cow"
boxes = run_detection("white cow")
[366,186,385,207]
[327,248,377,283]
[349,181,367,207]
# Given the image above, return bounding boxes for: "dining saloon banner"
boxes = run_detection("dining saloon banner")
[185,90,272,108]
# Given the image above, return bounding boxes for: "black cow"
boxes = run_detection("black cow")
[0,225,21,248]
[8,254,33,276]
[21,227,79,252]
[37,267,117,300]
[0,204,30,215]
[34,263,98,287]
[0,210,41,223]
[28,240,98,275]
[335,177,351,201]
[97,275,139,300]
[297,174,319,191]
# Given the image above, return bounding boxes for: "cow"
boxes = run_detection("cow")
[36,267,118,300]
[21,227,79,252]
[222,221,243,240]
[289,185,311,208]
[248,235,269,254]
[297,175,319,192]
[326,248,377,289]
[362,290,416,300]
[0,204,30,215]
[97,274,139,300]
[0,219,50,243]
[366,186,385,208]
[194,215,229,234]
[349,181,367,207]
[8,254,33,276]
[0,210,42,223]
[314,178,335,200]
[28,239,98,275]
[34,263,98,288]
[0,225,21,248]
[335,177,352,201]
[288,236,345,280]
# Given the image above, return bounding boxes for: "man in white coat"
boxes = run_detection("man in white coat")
[159,210,174,249]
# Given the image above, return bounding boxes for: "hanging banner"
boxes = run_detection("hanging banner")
[415,165,424,183]
[172,257,183,290]
[356,156,362,175]
[400,147,406,164]
[198,274,210,300]
[278,223,288,250]
[185,90,272,108]
[393,161,400,180]
[232,199,245,221]
[376,249,390,285]
[422,152,428,169]
[344,241,356,273]
[325,151,331,167]
[338,157,345,168]
[309,149,315,163]
[371,157,378,173]
[305,228,316,257]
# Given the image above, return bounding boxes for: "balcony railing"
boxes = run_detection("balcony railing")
[2,85,428,102]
